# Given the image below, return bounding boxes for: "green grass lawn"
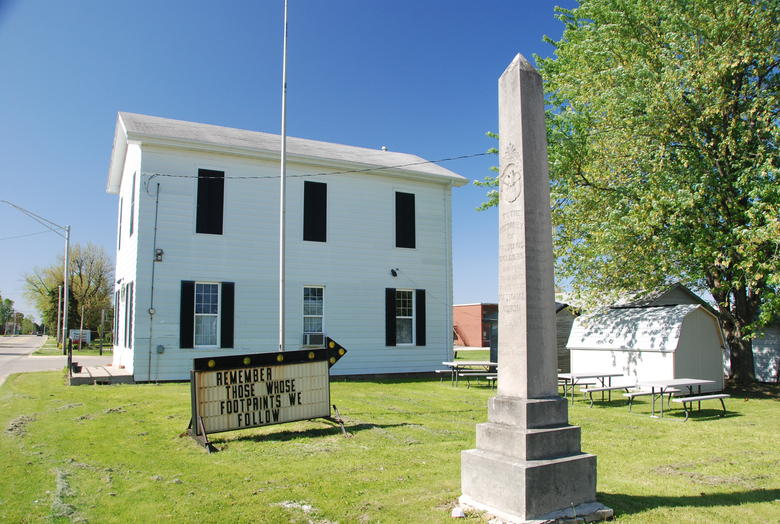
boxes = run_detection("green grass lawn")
[33,336,112,357]
[454,349,490,361]
[1,373,778,523]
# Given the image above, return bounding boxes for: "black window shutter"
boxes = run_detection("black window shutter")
[385,288,396,346]
[196,169,224,234]
[117,198,122,250]
[416,289,426,346]
[303,181,327,242]
[395,192,415,248]
[221,282,235,348]
[180,281,195,349]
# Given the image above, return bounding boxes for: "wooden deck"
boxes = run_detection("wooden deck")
[69,365,134,385]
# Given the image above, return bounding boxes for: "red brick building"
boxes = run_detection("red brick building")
[453,303,498,347]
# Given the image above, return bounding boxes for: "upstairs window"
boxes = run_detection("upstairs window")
[196,169,224,234]
[117,198,123,250]
[129,172,136,236]
[303,181,327,242]
[395,192,415,248]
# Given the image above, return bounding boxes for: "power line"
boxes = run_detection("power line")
[143,151,492,182]
[0,230,52,241]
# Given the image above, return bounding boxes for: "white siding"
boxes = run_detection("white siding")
[111,144,142,374]
[570,348,674,388]
[673,308,725,392]
[123,145,454,381]
[753,323,780,383]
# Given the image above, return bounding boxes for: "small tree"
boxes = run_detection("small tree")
[24,243,114,334]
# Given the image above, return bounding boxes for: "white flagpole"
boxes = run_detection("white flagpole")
[278,0,289,352]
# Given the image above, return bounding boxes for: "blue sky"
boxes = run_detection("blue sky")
[0,0,577,319]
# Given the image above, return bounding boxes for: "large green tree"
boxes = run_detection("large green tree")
[479,0,779,383]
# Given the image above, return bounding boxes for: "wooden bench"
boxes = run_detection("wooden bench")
[458,372,497,388]
[624,388,680,412]
[670,393,730,421]
[581,385,631,407]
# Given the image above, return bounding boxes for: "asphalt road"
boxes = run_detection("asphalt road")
[0,335,112,386]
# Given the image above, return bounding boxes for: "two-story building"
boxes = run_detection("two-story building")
[107,112,467,381]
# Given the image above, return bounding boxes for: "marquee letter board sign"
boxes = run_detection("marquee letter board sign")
[188,338,347,450]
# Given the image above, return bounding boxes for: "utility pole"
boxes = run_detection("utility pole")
[62,225,71,354]
[56,285,62,346]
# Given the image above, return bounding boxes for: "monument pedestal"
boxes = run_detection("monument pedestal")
[460,396,607,523]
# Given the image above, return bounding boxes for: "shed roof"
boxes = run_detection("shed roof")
[107,112,468,193]
[566,304,719,352]
[612,282,718,315]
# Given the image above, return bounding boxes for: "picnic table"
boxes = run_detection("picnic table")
[557,372,623,404]
[441,361,497,387]
[636,378,716,418]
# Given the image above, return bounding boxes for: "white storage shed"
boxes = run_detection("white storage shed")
[567,304,726,392]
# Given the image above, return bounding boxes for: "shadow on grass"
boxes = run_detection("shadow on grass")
[616,400,745,421]
[212,422,411,443]
[725,382,780,400]
[663,410,743,422]
[601,488,780,516]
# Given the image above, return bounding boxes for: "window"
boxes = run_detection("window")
[180,281,234,349]
[117,198,123,250]
[395,192,415,248]
[385,288,426,347]
[196,169,225,234]
[124,282,134,348]
[303,181,327,242]
[129,172,136,236]
[113,289,120,344]
[395,290,414,344]
[195,283,220,347]
[303,286,324,334]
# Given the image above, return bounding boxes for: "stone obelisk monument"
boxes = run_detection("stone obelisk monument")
[459,54,611,523]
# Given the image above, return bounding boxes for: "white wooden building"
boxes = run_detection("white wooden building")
[567,304,726,392]
[620,283,780,383]
[107,112,467,381]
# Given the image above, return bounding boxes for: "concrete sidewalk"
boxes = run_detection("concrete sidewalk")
[0,354,113,386]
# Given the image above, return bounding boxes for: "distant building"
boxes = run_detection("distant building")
[453,302,576,371]
[107,112,468,381]
[453,303,497,348]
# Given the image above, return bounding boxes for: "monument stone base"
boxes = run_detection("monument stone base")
[460,396,611,523]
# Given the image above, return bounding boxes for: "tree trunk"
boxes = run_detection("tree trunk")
[722,323,755,385]
[709,279,757,385]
